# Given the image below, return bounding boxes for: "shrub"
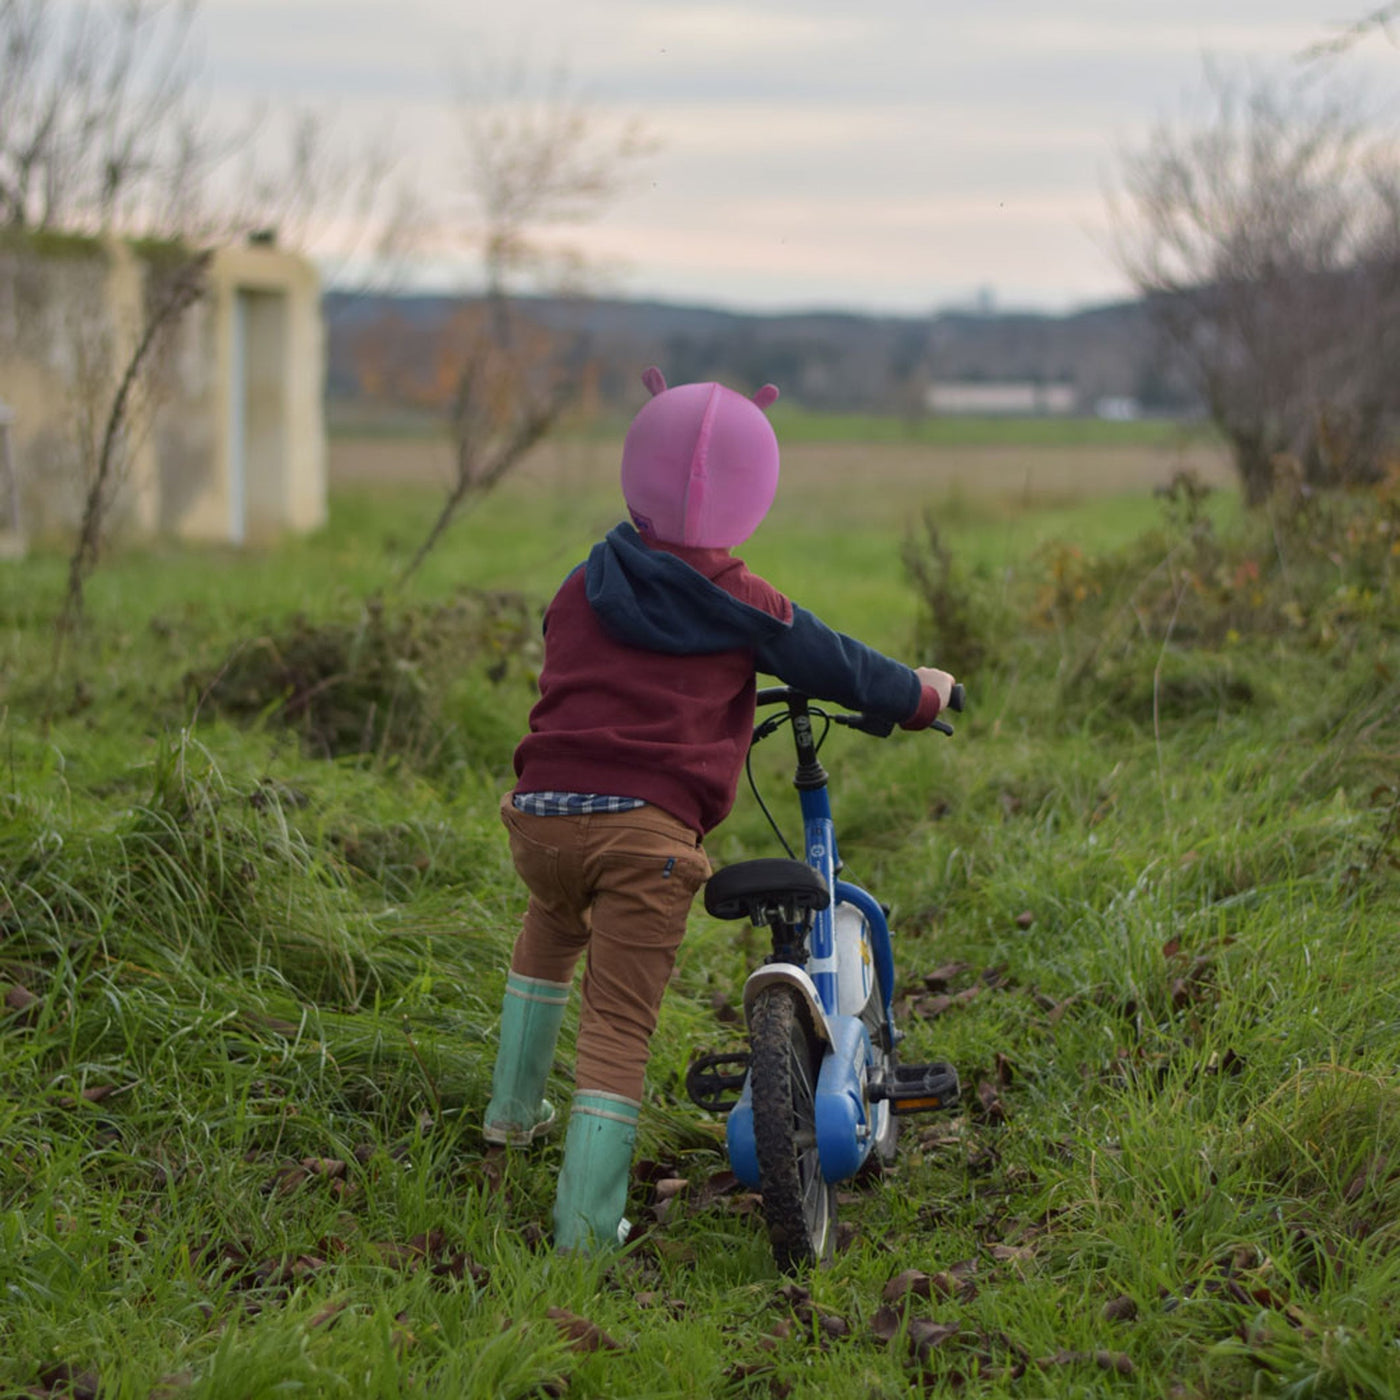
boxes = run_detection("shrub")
[189,591,539,770]
[901,507,1016,673]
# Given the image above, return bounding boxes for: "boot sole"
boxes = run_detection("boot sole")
[483,1103,557,1146]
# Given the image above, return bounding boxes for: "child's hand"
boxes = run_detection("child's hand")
[915,666,957,712]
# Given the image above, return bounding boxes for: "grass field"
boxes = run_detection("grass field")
[2,433,1398,1398]
[327,404,1219,451]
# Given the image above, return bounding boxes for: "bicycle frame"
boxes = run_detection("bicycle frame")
[725,692,897,1186]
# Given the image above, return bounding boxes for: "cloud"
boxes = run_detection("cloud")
[191,0,1399,312]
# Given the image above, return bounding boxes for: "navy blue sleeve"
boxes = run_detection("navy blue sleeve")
[754,605,922,721]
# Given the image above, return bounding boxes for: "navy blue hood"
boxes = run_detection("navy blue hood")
[576,522,923,723]
[582,523,788,656]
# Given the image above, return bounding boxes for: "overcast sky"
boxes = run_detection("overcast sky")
[200,0,1397,316]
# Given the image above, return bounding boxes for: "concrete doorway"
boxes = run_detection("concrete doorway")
[228,289,289,544]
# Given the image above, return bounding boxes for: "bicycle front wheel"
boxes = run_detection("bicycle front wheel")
[749,984,836,1271]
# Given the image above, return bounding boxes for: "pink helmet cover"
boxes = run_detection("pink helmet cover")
[620,367,780,549]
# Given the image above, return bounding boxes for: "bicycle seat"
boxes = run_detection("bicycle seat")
[704,859,830,921]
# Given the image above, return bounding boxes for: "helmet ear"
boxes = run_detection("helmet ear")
[752,384,779,411]
[641,366,667,397]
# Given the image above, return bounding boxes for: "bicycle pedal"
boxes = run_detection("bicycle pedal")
[685,1050,751,1114]
[871,1061,960,1115]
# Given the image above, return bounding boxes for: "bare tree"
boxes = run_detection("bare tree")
[0,0,210,234]
[383,61,654,588]
[1,0,417,694]
[461,57,655,332]
[57,251,210,633]
[1114,69,1400,504]
[1303,3,1400,61]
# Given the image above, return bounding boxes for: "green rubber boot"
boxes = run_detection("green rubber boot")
[553,1091,641,1252]
[482,971,570,1146]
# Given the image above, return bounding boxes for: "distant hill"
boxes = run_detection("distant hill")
[324,290,1197,418]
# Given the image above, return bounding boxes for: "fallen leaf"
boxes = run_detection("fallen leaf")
[547,1307,622,1353]
[908,1318,960,1359]
[922,961,972,992]
[1097,1350,1135,1375]
[915,994,952,1019]
[308,1300,348,1329]
[631,1157,675,1185]
[271,1163,308,1195]
[929,1261,979,1302]
[700,1168,740,1201]
[882,1269,935,1303]
[300,1157,347,1179]
[1338,1153,1383,1209]
[756,1316,792,1352]
[870,1304,903,1342]
[55,1083,125,1110]
[974,1080,1007,1123]
[3,982,39,1019]
[474,1152,506,1197]
[34,1364,103,1399]
[1205,1048,1246,1077]
[710,991,741,1024]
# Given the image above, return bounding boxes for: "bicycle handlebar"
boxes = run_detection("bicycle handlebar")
[753,681,966,737]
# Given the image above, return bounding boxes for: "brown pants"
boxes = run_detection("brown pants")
[500,794,711,1101]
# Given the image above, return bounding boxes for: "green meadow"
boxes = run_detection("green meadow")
[1,428,1398,1398]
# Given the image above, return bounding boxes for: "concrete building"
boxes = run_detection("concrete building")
[924,380,1078,416]
[0,233,326,553]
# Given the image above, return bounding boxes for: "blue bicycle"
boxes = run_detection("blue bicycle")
[686,684,964,1271]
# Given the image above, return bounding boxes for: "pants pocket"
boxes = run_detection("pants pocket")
[500,799,567,907]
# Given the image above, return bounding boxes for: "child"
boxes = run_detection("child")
[483,366,956,1250]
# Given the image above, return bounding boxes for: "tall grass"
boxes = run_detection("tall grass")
[1,460,1397,1397]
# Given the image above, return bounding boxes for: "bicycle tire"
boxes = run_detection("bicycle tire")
[749,984,836,1271]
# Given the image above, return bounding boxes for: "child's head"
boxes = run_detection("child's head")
[620,366,780,549]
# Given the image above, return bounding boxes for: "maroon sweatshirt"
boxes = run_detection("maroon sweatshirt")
[512,524,941,835]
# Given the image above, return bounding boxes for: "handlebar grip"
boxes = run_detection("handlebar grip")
[948,683,965,713]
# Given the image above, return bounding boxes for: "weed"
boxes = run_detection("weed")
[900,507,1015,672]
[190,591,539,770]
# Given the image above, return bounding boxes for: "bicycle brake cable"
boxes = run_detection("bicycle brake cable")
[746,717,797,858]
